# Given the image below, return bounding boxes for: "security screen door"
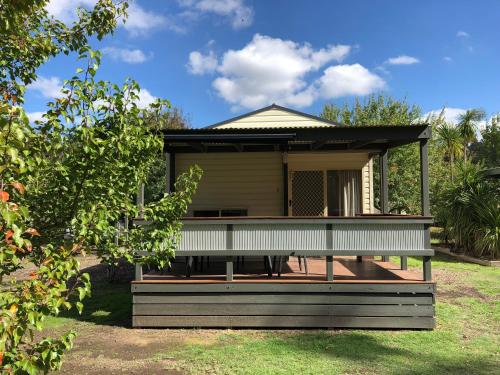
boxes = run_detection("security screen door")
[290,170,325,216]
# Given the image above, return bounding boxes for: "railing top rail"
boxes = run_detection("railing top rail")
[178,216,434,225]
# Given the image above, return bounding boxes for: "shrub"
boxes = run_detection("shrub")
[437,163,500,258]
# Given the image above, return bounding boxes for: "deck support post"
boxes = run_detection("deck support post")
[423,256,432,281]
[419,139,430,217]
[135,262,143,281]
[379,151,390,264]
[226,256,233,281]
[169,152,176,193]
[356,256,362,262]
[282,152,288,216]
[380,148,389,264]
[400,256,408,270]
[420,139,431,280]
[380,148,389,214]
[225,223,234,281]
[326,256,334,281]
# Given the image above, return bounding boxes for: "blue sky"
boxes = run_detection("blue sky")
[26,0,500,127]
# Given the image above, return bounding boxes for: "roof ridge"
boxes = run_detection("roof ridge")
[204,104,345,129]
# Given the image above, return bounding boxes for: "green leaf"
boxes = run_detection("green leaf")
[76,301,84,314]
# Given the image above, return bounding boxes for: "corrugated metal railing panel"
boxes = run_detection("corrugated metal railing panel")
[179,224,226,251]
[177,221,428,253]
[331,224,425,251]
[233,224,327,250]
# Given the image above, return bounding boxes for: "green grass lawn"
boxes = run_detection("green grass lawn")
[46,254,499,375]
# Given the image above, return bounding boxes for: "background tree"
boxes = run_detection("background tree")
[457,109,486,162]
[432,110,463,181]
[474,114,500,168]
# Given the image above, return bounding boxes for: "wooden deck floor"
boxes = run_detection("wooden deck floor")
[137,256,430,284]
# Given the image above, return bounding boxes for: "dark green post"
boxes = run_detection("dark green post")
[420,139,431,279]
[283,152,288,216]
[423,256,432,281]
[380,148,389,214]
[226,224,234,281]
[169,152,176,193]
[420,139,430,216]
[226,256,233,281]
[135,263,143,281]
[380,149,390,262]
[326,256,334,281]
[400,256,408,270]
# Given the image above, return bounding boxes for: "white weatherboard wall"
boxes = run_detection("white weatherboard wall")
[176,151,374,216]
[176,152,283,216]
[213,108,332,129]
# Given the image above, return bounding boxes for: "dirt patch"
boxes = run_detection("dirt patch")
[58,326,185,374]
[432,268,492,301]
[60,356,183,375]
[438,285,490,301]
[55,326,244,375]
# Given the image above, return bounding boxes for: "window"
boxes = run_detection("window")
[192,209,248,217]
[193,210,219,217]
[221,209,248,217]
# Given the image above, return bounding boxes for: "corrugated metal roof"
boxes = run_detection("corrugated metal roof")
[205,104,342,129]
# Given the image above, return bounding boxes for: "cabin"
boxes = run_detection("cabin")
[132,104,435,329]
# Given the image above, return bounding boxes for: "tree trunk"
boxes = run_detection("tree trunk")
[450,154,454,182]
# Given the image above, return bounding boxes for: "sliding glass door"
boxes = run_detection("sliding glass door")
[289,169,362,217]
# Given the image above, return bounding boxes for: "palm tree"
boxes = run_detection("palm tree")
[457,109,486,162]
[435,122,463,180]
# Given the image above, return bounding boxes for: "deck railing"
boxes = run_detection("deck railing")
[177,216,433,256]
[134,215,434,282]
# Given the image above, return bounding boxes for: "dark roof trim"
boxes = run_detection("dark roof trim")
[165,133,296,142]
[204,103,344,128]
[164,124,431,141]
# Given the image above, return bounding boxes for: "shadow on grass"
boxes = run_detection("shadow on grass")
[175,331,498,375]
[60,279,132,328]
[57,259,135,327]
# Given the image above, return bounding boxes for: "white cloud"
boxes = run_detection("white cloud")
[28,76,63,99]
[135,89,157,108]
[187,51,218,75]
[46,0,96,23]
[443,56,453,62]
[189,34,383,110]
[178,0,253,29]
[123,3,183,36]
[213,34,352,109]
[26,111,46,123]
[385,55,420,65]
[316,64,386,98]
[102,47,150,64]
[456,31,470,38]
[425,107,489,138]
[424,107,467,124]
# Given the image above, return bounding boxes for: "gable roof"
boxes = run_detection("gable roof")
[205,104,343,129]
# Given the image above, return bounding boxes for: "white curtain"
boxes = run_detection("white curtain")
[333,171,361,216]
